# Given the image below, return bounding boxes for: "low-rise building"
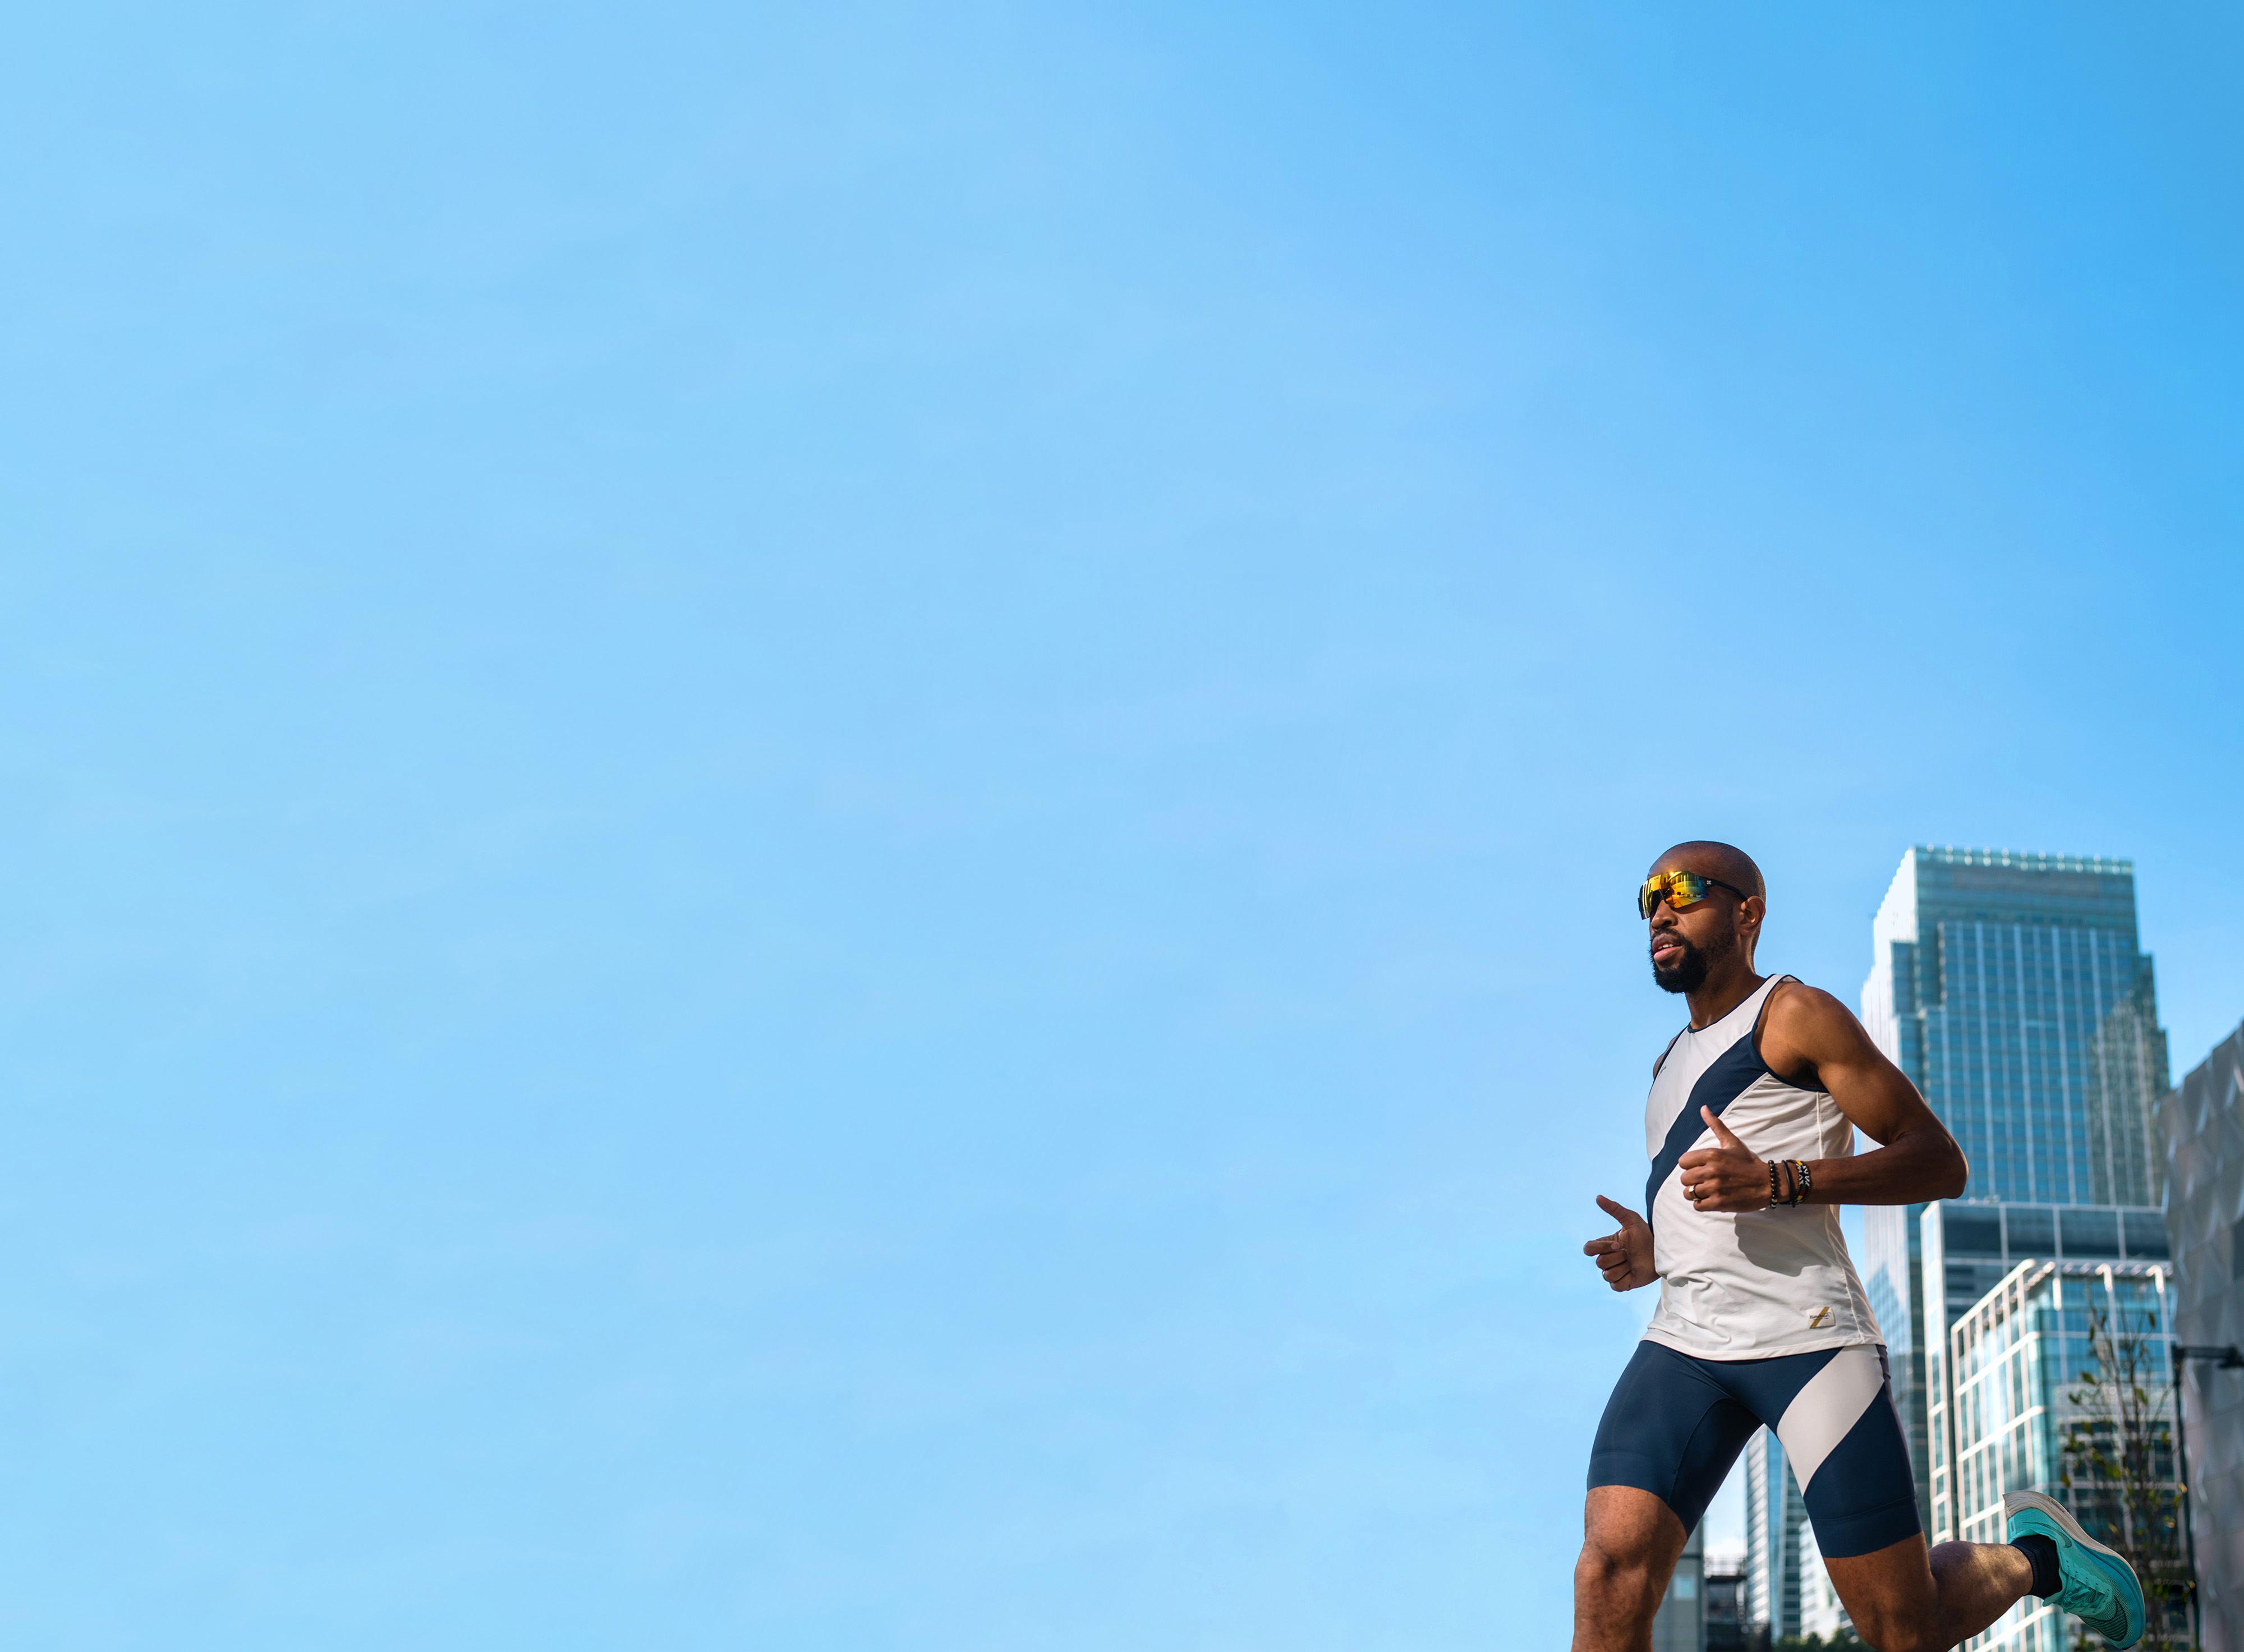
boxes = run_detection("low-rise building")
[1651,1522,1703,1652]
[1702,1557,1745,1652]
[1915,1199,2165,1540]
[1933,1259,2174,1652]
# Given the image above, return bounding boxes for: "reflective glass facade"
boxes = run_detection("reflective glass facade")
[1796,1524,1851,1641]
[1920,1203,2167,1543]
[1935,1262,2174,1652]
[1744,1427,1806,1644]
[1857,846,2171,1530]
[1862,848,2167,1207]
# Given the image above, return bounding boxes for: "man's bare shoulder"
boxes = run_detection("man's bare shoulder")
[1764,979,1873,1056]
[1767,978,1852,1020]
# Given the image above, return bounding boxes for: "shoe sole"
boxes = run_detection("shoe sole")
[2002,1489,2145,1647]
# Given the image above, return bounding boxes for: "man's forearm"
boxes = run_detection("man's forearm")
[1788,1130,1966,1207]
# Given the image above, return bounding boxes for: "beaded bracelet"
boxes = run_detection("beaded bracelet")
[1767,1159,1814,1208]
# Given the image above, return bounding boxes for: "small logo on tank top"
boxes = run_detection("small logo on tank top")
[1806,1306,1832,1329]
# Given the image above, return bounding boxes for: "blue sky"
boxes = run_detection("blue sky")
[2,3,2241,1647]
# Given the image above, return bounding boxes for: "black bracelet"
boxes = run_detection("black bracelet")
[1767,1161,1780,1209]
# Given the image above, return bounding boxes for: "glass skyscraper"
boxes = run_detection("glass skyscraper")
[1744,1429,1806,1644]
[1856,846,2171,1529]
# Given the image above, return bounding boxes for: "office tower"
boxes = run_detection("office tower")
[1857,847,2171,1527]
[1861,848,2168,1202]
[1650,1522,1704,1652]
[2162,1019,2244,1652]
[1744,1430,1805,1645]
[1937,1259,2177,1652]
[1795,1524,1850,1642]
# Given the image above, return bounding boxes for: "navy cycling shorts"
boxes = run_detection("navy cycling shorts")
[1587,1340,1921,1559]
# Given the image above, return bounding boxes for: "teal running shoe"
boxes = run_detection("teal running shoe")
[2002,1489,2145,1649]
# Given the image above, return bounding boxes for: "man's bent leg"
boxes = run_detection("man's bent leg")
[1824,1533,2035,1652]
[1578,1344,1759,1652]
[1572,1486,1686,1652]
[1769,1346,2030,1650]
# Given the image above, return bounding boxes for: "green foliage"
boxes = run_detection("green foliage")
[2059,1305,2192,1652]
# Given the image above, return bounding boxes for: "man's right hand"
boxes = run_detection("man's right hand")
[1583,1195,1656,1291]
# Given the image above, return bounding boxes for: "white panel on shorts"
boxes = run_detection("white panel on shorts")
[1773,1345,1885,1490]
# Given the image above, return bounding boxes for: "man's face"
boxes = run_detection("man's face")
[1645,859,1741,995]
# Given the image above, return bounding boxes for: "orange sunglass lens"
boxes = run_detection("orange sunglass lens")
[1639,872,1708,917]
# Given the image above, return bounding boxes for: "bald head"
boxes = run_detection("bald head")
[1644,841,1767,996]
[1649,841,1766,903]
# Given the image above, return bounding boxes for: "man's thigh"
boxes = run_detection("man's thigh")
[1588,1340,1762,1535]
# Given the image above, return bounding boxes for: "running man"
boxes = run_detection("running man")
[1575,841,2148,1652]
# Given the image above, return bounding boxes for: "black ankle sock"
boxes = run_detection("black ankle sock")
[2013,1534,2061,1598]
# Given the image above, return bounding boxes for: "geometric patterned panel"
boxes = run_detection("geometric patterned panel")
[2162,1021,2244,1652]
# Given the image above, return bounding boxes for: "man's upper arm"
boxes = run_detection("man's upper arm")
[1764,984,1944,1148]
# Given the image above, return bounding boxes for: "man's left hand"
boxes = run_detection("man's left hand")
[1676,1106,1769,1213]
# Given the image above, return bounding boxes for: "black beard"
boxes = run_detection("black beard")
[1652,927,1733,995]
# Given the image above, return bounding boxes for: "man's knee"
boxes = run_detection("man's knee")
[1573,1534,1667,1612]
[1580,1488,1684,1576]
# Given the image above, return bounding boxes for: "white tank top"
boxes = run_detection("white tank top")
[1640,974,1881,1360]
